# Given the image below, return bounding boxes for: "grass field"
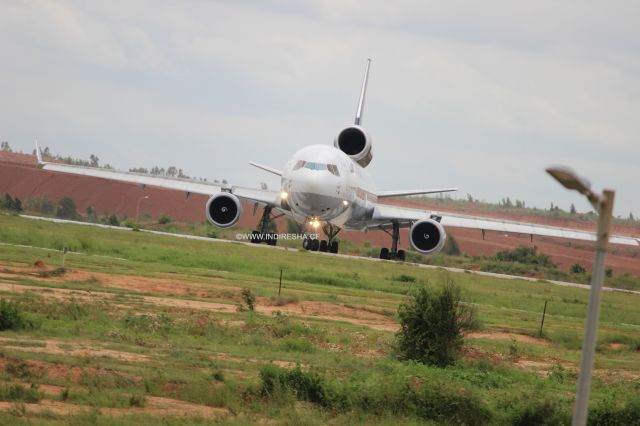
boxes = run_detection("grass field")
[0,213,638,425]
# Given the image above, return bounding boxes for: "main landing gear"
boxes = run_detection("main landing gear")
[379,221,406,261]
[250,205,282,246]
[303,223,341,254]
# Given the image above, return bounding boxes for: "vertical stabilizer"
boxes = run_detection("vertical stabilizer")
[354,58,371,126]
[35,140,44,166]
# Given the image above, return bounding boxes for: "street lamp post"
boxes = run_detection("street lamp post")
[546,166,615,426]
[136,195,149,221]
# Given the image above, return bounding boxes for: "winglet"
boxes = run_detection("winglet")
[35,140,45,167]
[354,58,371,126]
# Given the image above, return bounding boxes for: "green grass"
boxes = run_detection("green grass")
[0,214,638,424]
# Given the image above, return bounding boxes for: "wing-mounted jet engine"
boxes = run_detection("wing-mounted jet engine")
[409,218,447,255]
[206,193,242,228]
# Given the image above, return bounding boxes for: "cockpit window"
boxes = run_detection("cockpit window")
[304,162,326,171]
[296,161,340,176]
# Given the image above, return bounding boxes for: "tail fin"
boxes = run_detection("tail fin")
[35,140,44,167]
[354,58,371,126]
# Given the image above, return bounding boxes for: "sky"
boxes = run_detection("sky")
[1,1,638,217]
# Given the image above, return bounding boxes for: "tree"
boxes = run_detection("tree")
[570,204,577,215]
[89,154,99,167]
[0,141,11,152]
[56,197,78,219]
[630,212,635,221]
[166,166,177,177]
[396,280,478,367]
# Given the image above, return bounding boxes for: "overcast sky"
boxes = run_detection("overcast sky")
[1,1,638,217]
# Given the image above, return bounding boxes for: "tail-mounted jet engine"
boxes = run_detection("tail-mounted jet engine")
[409,219,447,255]
[206,193,243,228]
[334,125,373,167]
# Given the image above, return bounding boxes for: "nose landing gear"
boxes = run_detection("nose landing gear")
[302,222,341,254]
[379,221,406,261]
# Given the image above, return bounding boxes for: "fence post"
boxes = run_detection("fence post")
[539,300,548,337]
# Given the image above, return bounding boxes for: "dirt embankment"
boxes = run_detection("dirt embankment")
[1,151,639,275]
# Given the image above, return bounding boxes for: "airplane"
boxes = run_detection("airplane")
[35,60,639,260]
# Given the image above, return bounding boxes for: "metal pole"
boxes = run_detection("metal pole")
[539,300,548,337]
[572,190,614,426]
[278,269,283,296]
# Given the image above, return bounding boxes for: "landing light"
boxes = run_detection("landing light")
[342,200,349,206]
[280,192,288,200]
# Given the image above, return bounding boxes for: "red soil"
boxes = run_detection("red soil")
[1,152,638,276]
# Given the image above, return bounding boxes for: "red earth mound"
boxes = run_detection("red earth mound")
[1,151,638,276]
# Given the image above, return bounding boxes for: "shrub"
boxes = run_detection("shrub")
[571,263,587,274]
[589,397,640,425]
[56,197,79,220]
[443,234,461,256]
[108,214,120,226]
[493,245,555,268]
[0,383,43,403]
[0,299,27,331]
[396,280,478,367]
[258,365,492,424]
[507,397,571,425]
[158,214,173,225]
[241,289,256,311]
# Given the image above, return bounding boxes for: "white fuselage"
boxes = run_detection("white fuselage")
[280,144,377,230]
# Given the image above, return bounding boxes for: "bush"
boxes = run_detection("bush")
[443,234,461,256]
[107,214,120,226]
[507,397,571,425]
[396,280,478,366]
[241,289,256,311]
[56,197,79,220]
[589,396,640,425]
[258,365,492,425]
[158,214,173,225]
[493,245,555,268]
[571,263,587,274]
[0,299,27,331]
[0,383,43,403]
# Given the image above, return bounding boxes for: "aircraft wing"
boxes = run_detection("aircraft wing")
[377,188,458,199]
[36,150,282,208]
[371,204,640,247]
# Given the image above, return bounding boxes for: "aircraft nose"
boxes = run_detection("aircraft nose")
[290,171,344,218]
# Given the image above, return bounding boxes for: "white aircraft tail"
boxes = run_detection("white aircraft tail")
[354,58,371,126]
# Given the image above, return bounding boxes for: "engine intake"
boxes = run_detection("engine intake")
[334,125,373,167]
[206,193,242,228]
[409,219,446,255]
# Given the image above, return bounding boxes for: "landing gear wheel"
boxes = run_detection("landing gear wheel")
[267,232,278,246]
[319,240,328,252]
[311,239,320,251]
[302,237,311,250]
[329,241,339,254]
[380,248,390,260]
[397,250,406,261]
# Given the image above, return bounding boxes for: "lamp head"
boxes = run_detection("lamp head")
[546,166,592,195]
